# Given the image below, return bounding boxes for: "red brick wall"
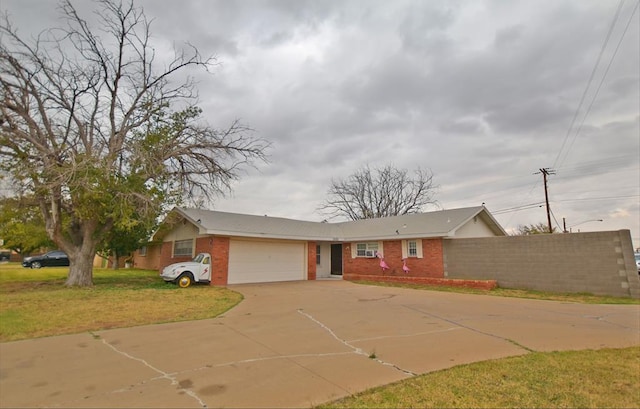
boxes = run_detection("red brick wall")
[343,239,444,278]
[195,237,214,255]
[342,241,396,275]
[307,241,316,280]
[131,244,162,270]
[211,237,229,286]
[420,238,444,277]
[344,274,497,290]
[158,241,182,272]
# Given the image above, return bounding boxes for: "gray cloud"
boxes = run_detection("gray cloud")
[2,0,638,243]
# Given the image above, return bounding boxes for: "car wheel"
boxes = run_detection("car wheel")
[31,261,42,269]
[177,273,193,288]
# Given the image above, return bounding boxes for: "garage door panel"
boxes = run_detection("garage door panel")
[228,240,306,284]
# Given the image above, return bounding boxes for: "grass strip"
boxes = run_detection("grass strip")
[352,280,640,304]
[321,346,640,408]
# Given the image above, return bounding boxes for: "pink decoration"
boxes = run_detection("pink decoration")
[376,251,389,272]
[402,258,410,274]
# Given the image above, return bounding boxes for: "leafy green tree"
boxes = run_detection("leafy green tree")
[0,1,268,286]
[97,213,155,269]
[0,196,54,255]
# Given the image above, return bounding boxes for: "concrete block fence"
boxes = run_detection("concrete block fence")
[443,230,639,298]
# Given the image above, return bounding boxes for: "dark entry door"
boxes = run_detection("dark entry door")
[330,244,343,275]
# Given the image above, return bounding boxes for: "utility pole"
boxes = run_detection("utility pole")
[535,168,555,233]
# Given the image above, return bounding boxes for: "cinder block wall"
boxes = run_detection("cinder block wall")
[443,230,639,298]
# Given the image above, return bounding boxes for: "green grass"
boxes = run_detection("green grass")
[321,347,640,408]
[0,262,242,341]
[353,280,640,304]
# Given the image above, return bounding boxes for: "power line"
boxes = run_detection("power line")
[553,194,640,203]
[557,0,640,169]
[558,154,639,172]
[549,208,563,233]
[492,202,545,215]
[552,0,626,170]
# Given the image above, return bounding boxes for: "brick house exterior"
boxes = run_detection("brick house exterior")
[133,206,505,287]
[343,239,444,278]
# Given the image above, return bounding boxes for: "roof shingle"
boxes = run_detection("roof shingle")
[164,206,506,241]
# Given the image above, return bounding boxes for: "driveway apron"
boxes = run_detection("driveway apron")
[1,280,639,408]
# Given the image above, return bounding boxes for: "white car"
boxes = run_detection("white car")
[160,253,212,287]
[635,252,640,274]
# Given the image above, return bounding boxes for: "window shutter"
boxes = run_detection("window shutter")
[401,240,408,259]
[378,241,384,256]
[416,239,423,258]
[351,243,357,259]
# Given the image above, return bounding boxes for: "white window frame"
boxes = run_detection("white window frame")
[173,239,193,257]
[401,239,423,258]
[353,242,381,258]
[139,246,147,257]
[408,241,417,257]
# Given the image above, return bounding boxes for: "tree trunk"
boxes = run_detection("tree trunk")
[111,249,119,270]
[65,247,96,287]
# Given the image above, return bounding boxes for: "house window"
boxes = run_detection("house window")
[174,239,193,257]
[316,245,321,265]
[356,242,378,257]
[402,239,423,259]
[408,241,417,257]
[139,246,147,257]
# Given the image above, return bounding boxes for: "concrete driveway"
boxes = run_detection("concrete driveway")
[1,280,639,408]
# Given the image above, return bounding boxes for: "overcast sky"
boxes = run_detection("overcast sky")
[3,0,639,245]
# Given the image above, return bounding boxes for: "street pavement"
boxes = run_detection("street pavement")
[1,280,639,408]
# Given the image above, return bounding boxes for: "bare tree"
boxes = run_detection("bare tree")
[513,223,557,235]
[0,0,268,286]
[319,164,438,220]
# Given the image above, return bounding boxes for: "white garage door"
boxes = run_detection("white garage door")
[228,239,306,284]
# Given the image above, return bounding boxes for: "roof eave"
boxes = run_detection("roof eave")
[204,229,333,241]
[449,207,507,237]
[340,232,451,241]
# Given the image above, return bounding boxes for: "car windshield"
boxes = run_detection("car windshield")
[192,254,204,263]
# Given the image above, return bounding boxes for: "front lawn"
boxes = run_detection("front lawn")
[0,263,242,341]
[321,346,640,408]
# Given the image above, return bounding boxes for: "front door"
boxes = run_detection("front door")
[330,244,343,275]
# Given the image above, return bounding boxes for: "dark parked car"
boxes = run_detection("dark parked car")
[22,250,70,269]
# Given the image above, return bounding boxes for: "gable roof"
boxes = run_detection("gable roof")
[337,206,506,240]
[153,206,506,242]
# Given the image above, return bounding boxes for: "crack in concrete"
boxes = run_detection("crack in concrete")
[99,338,208,408]
[583,314,638,331]
[297,309,417,377]
[348,326,462,343]
[178,351,355,376]
[401,304,536,353]
[221,318,353,394]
